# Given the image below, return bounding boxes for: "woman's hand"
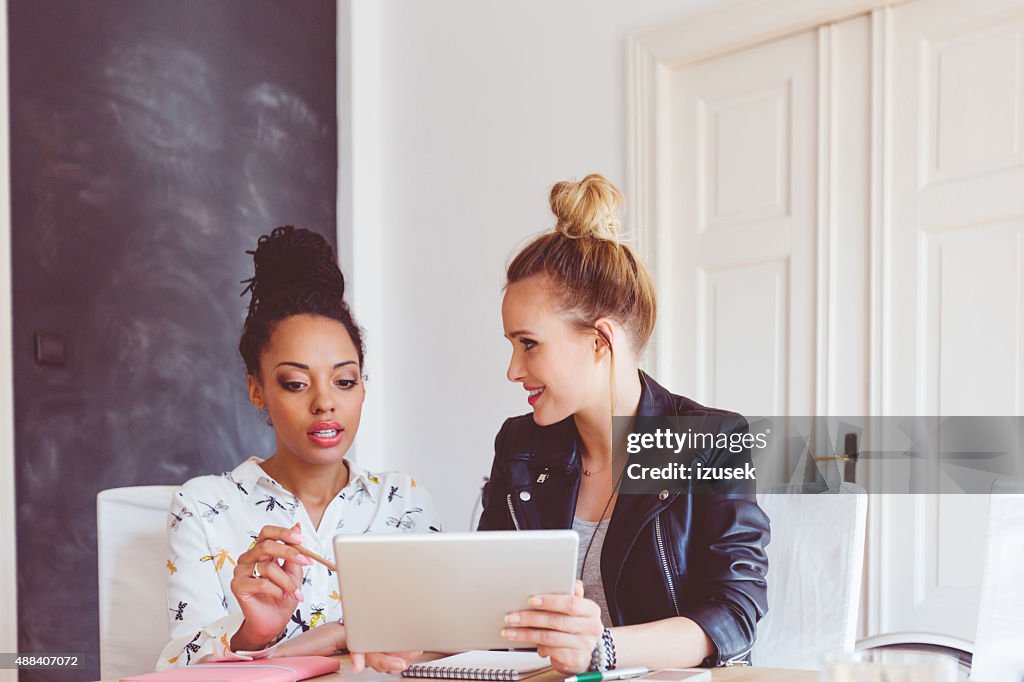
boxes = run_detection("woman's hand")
[230,523,313,650]
[269,622,347,658]
[351,650,423,674]
[501,581,603,674]
[268,622,420,674]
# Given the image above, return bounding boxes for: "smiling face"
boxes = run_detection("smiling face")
[247,313,365,466]
[502,275,608,426]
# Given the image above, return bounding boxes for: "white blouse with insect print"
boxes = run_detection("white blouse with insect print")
[156,456,442,670]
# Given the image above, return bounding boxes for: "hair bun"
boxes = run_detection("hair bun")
[240,225,344,316]
[549,174,624,240]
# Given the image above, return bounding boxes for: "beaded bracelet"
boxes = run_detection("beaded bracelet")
[589,640,603,672]
[601,628,617,670]
[589,628,616,672]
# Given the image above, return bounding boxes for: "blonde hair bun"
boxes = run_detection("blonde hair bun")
[549,173,624,240]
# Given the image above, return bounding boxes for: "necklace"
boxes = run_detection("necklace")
[581,457,613,477]
[578,464,628,579]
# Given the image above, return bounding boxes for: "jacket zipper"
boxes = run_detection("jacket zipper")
[654,514,681,617]
[722,643,753,666]
[506,493,521,530]
[655,514,751,667]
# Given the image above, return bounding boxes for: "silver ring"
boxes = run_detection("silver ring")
[251,562,263,580]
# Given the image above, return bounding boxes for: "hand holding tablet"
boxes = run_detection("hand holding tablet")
[502,580,605,674]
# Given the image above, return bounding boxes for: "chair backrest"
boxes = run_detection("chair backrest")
[971,479,1024,682]
[750,483,868,669]
[97,485,177,680]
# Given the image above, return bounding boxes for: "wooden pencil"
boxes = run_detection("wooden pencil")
[293,542,337,572]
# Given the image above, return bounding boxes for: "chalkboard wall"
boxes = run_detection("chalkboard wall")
[9,2,337,679]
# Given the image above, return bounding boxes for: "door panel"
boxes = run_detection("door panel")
[882,0,1024,640]
[666,28,817,420]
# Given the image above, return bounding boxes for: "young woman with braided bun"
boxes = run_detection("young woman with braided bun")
[479,175,770,673]
[157,226,438,672]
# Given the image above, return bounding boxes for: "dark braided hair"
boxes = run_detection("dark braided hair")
[239,225,365,375]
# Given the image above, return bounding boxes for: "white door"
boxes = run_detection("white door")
[661,15,874,484]
[878,0,1024,640]
[663,27,818,420]
[646,0,1024,641]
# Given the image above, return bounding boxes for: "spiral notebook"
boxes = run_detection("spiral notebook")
[402,651,552,680]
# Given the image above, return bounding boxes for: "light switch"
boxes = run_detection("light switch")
[34,332,66,366]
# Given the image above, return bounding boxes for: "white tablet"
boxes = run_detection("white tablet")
[333,530,579,652]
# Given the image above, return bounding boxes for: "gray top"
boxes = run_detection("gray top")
[573,516,612,627]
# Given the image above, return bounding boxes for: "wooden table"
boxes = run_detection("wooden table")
[103,655,818,681]
[304,656,818,682]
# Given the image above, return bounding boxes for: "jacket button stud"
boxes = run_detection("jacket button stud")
[519,491,532,502]
[659,490,669,501]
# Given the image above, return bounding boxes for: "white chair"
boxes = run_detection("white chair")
[750,483,868,669]
[856,633,973,676]
[971,478,1024,681]
[855,479,1024,681]
[97,485,177,681]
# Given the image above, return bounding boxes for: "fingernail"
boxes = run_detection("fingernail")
[528,596,542,607]
[502,629,516,640]
[298,555,312,565]
[291,533,306,543]
[504,613,520,624]
[295,589,304,601]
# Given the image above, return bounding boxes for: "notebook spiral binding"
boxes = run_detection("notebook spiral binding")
[404,665,522,680]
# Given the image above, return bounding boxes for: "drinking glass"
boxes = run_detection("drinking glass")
[821,650,960,682]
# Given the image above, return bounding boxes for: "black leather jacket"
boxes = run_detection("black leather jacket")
[478,371,770,667]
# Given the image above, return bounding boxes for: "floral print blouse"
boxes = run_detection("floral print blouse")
[157,457,441,669]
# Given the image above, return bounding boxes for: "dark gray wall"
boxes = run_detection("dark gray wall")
[9,2,337,679]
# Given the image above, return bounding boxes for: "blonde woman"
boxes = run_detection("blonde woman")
[479,175,769,673]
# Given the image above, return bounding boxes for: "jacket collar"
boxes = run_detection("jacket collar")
[534,418,581,471]
[636,370,677,418]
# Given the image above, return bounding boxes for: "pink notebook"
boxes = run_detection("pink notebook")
[121,656,341,681]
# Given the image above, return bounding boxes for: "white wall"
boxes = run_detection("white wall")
[342,0,716,529]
